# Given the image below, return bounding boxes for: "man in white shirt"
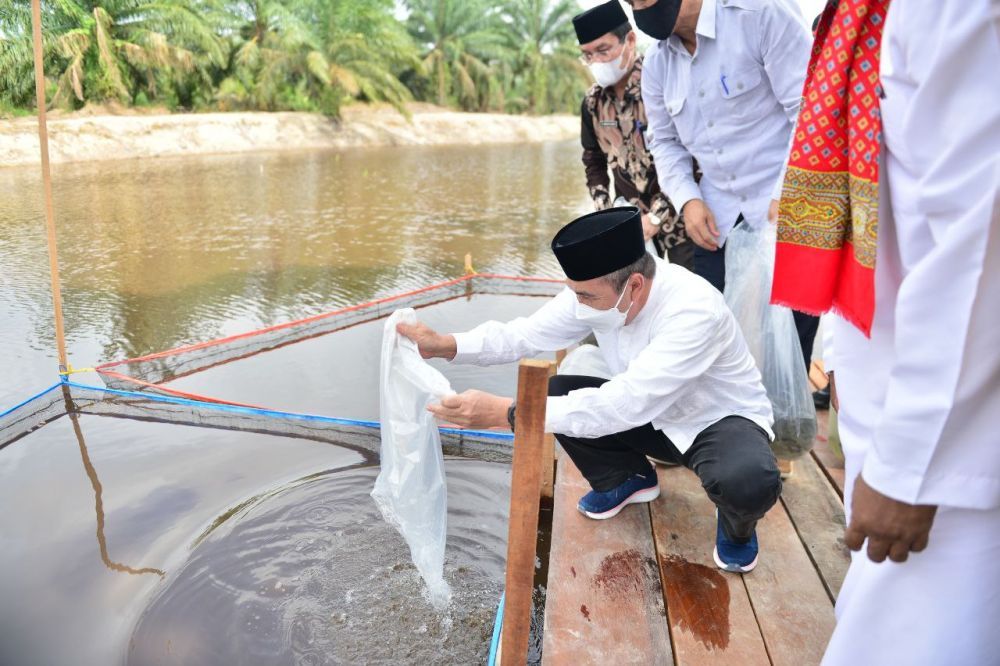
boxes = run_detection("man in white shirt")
[398,207,781,573]
[820,1,1000,663]
[630,0,820,367]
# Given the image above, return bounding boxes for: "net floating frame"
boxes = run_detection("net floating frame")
[94,273,563,406]
[3,273,564,456]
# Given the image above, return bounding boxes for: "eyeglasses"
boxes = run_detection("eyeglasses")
[579,40,626,65]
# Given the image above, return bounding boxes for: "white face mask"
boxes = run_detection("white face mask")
[574,282,632,333]
[588,47,631,88]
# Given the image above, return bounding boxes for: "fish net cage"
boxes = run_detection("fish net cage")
[2,273,563,455]
[93,273,563,407]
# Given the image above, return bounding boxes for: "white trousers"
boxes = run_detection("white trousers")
[822,429,1000,665]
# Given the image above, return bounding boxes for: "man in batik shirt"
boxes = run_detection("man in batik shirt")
[575,0,693,269]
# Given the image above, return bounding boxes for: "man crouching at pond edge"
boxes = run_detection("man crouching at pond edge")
[397,207,779,573]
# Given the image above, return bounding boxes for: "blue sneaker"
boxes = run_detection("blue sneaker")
[577,472,660,520]
[713,512,759,573]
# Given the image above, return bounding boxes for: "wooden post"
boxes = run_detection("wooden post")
[540,361,557,500]
[500,359,550,665]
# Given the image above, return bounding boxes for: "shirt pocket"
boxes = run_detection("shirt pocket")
[715,64,766,122]
[664,95,694,143]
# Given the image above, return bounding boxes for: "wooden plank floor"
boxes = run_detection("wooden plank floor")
[542,458,672,663]
[543,410,847,665]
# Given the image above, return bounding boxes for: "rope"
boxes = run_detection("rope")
[59,365,96,376]
[30,0,69,373]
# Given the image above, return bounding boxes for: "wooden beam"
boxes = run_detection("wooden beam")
[542,458,671,664]
[500,359,551,666]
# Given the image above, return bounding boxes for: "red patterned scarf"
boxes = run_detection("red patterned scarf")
[771,0,891,336]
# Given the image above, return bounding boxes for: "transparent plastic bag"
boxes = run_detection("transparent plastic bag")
[371,308,453,608]
[724,223,817,459]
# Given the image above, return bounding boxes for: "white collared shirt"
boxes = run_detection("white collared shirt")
[641,0,810,242]
[451,258,774,453]
[831,0,1000,511]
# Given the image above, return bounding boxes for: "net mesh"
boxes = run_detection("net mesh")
[1,382,514,462]
[94,274,563,406]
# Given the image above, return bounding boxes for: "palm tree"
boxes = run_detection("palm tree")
[500,0,588,114]
[217,0,417,114]
[318,0,419,111]
[215,0,327,111]
[0,0,225,109]
[404,0,508,111]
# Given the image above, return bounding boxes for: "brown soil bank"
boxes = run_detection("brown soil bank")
[0,103,577,168]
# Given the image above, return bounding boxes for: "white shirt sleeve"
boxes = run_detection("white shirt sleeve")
[641,47,703,214]
[451,288,590,366]
[759,0,811,202]
[545,306,723,437]
[860,0,1000,508]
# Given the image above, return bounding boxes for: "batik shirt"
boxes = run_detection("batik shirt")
[581,55,686,250]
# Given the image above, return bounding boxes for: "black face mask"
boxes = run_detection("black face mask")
[633,0,683,41]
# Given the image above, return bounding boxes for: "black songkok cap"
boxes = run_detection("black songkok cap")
[573,0,630,45]
[551,207,645,281]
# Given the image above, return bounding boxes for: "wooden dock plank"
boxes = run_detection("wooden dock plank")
[811,410,845,498]
[542,458,672,665]
[743,503,836,666]
[779,453,850,601]
[650,467,770,666]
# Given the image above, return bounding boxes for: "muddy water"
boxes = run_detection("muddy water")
[128,461,510,665]
[0,141,587,408]
[1,142,581,664]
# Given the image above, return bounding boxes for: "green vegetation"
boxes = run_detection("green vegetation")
[0,0,591,117]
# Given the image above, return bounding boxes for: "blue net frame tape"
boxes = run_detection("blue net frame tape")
[1,380,514,461]
[488,592,505,665]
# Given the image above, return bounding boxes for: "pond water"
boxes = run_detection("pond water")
[0,140,585,665]
[163,293,551,419]
[0,141,587,409]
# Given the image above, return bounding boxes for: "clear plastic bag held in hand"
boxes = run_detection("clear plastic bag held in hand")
[724,223,817,459]
[371,308,453,608]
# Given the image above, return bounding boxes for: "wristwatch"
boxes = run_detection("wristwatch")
[507,403,517,432]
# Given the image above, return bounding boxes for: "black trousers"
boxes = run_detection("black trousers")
[693,219,820,370]
[550,375,782,542]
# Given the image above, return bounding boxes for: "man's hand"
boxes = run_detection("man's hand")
[640,213,660,241]
[682,199,720,250]
[396,321,457,360]
[428,390,513,429]
[768,198,780,224]
[845,474,938,563]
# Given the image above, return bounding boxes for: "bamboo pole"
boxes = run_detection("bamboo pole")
[500,359,551,665]
[30,0,69,373]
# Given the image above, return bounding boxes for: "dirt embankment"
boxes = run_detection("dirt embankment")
[0,103,578,168]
